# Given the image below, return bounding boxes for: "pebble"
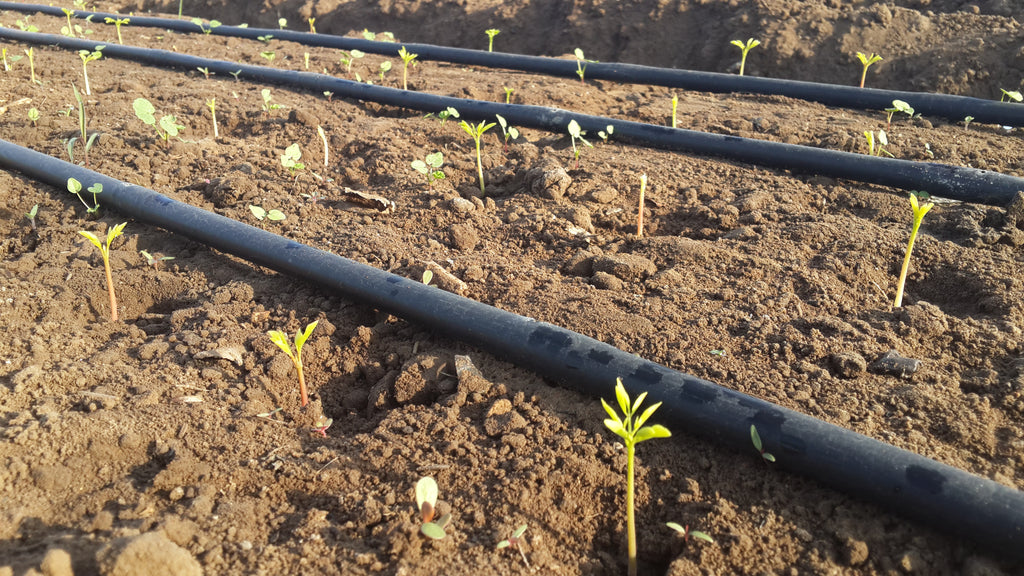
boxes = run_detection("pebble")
[870,350,922,377]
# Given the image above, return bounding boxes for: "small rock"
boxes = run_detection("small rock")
[589,188,618,203]
[844,537,869,566]
[448,223,479,251]
[40,548,73,576]
[870,350,921,377]
[566,206,594,232]
[96,532,202,576]
[562,251,596,277]
[591,271,624,291]
[830,352,867,379]
[592,253,657,282]
[525,157,572,200]
[449,197,475,213]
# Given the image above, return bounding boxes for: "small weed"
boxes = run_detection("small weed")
[426,107,459,126]
[339,50,365,76]
[78,46,104,96]
[308,18,316,33]
[206,98,218,138]
[411,152,445,186]
[963,116,974,129]
[261,88,284,114]
[25,48,38,84]
[278,17,287,30]
[280,143,306,181]
[257,34,274,43]
[573,48,594,84]
[197,66,213,80]
[69,84,99,167]
[503,86,514,104]
[665,522,714,544]
[140,250,174,268]
[750,424,776,463]
[671,94,678,128]
[260,50,276,66]
[190,17,221,34]
[27,107,39,127]
[855,52,882,88]
[863,130,894,158]
[885,99,914,126]
[636,174,647,237]
[267,320,319,407]
[730,38,760,76]
[497,524,529,567]
[893,192,933,308]
[79,221,128,322]
[378,60,392,84]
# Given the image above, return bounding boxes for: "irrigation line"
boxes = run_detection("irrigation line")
[0,27,1021,207]
[0,139,1021,558]
[2,1,1024,127]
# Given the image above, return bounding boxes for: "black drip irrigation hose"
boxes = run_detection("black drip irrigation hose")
[0,139,1022,558]
[3,1,1024,127]
[0,27,1022,207]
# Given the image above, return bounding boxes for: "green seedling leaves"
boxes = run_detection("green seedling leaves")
[855,51,882,88]
[885,99,914,125]
[133,97,156,125]
[281,143,305,174]
[497,524,530,566]
[79,222,128,322]
[750,424,776,463]
[411,152,445,186]
[1000,89,1022,103]
[893,192,934,308]
[415,476,450,540]
[267,320,318,407]
[666,522,715,544]
[729,38,760,76]
[159,115,184,138]
[567,119,593,169]
[460,119,497,196]
[485,28,500,52]
[249,205,286,221]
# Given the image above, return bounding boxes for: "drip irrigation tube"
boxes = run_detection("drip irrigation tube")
[3,1,1024,127]
[0,27,1022,207]
[1,139,1023,558]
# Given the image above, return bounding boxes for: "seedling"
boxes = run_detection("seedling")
[426,107,459,126]
[459,119,496,196]
[140,250,174,268]
[308,18,316,33]
[598,124,614,142]
[191,18,221,34]
[78,46,104,96]
[665,522,714,544]
[485,28,500,52]
[1,48,8,72]
[16,18,40,33]
[567,119,592,169]
[312,417,333,438]
[132,98,184,145]
[27,107,39,127]
[249,205,286,221]
[25,204,38,230]
[260,51,276,66]
[495,114,519,152]
[421,269,433,285]
[177,0,183,18]
[415,476,452,540]
[85,183,103,214]
[893,192,933,308]
[229,70,242,81]
[103,17,129,44]
[317,125,329,167]
[855,52,882,88]
[729,38,760,76]
[602,378,671,576]
[398,47,418,90]
[280,143,306,180]
[963,116,974,129]
[67,177,93,212]
[267,319,319,407]
[573,48,594,84]
[323,91,334,102]
[411,152,445,186]
[378,60,392,83]
[257,34,274,43]
[362,29,376,40]
[197,66,213,80]
[863,130,894,158]
[69,84,99,167]
[278,18,287,30]
[884,99,914,126]
[261,88,284,114]
[671,94,678,128]
[79,221,127,322]
[61,8,77,37]
[303,52,310,70]
[1000,89,1022,103]
[496,524,529,567]
[750,424,776,463]
[636,174,647,237]
[339,50,365,76]
[25,48,38,84]
[503,86,514,104]
[206,98,218,138]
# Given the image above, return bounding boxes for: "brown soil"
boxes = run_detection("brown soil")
[1,1,1023,575]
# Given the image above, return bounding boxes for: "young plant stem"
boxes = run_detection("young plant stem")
[79,222,127,322]
[637,174,647,237]
[626,441,637,576]
[25,48,36,84]
[318,125,329,167]
[206,98,218,138]
[671,94,678,128]
[856,52,882,88]
[893,193,934,308]
[730,38,760,76]
[460,119,496,196]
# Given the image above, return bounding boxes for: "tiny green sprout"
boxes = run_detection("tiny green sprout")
[281,143,306,180]
[362,29,376,41]
[261,88,283,113]
[750,424,776,463]
[25,47,38,84]
[27,107,39,127]
[133,97,184,145]
[308,17,316,33]
[665,522,714,544]
[317,125,329,167]
[67,177,88,211]
[16,18,40,33]
[671,94,678,128]
[496,524,529,567]
[229,70,242,81]
[709,349,726,357]
[893,192,934,309]
[598,124,614,142]
[249,205,286,221]
[86,183,103,214]
[197,66,212,80]
[78,46,104,96]
[503,86,514,104]
[602,378,671,576]
[485,28,500,52]
[304,52,310,70]
[421,269,434,285]
[415,476,452,540]
[61,8,77,37]
[963,116,974,129]
[729,37,760,76]
[260,50,276,66]
[637,173,647,237]
[79,221,127,322]
[140,250,174,268]
[573,48,594,84]
[104,17,129,44]
[257,34,274,44]
[411,151,445,186]
[378,60,393,83]
[267,319,318,407]
[339,49,365,76]
[206,98,218,138]
[567,119,593,170]
[323,91,334,102]
[312,416,333,438]
[863,130,894,158]
[855,52,882,88]
[69,84,99,167]
[495,114,519,153]
[426,106,460,126]
[278,17,287,30]
[177,0,183,18]
[25,204,39,230]
[459,119,497,196]
[380,31,396,42]
[398,47,418,90]
[1000,89,1022,103]
[190,17,221,34]
[885,99,914,126]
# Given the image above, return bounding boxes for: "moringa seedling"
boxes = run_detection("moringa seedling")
[1000,89,1022,103]
[260,50,276,66]
[963,116,974,129]
[855,52,882,88]
[496,524,529,567]
[261,88,284,114]
[415,476,452,540]
[191,17,221,34]
[459,119,496,196]
[257,34,274,43]
[249,205,286,221]
[426,107,460,126]
[308,17,316,33]
[25,204,39,230]
[636,174,647,237]
[197,66,213,80]
[339,50,365,76]
[602,378,671,576]
[78,46,104,95]
[278,17,287,29]
[61,8,77,37]
[378,60,393,83]
[104,17,129,44]
[893,192,934,308]
[66,177,97,212]
[140,250,174,268]
[411,151,445,187]
[573,48,594,84]
[671,94,678,128]
[567,119,593,170]
[85,183,103,214]
[267,319,319,407]
[398,46,418,90]
[133,98,184,145]
[750,424,776,463]
[598,124,614,142]
[206,98,218,138]
[503,86,514,104]
[27,107,39,127]
[280,143,306,181]
[665,522,714,544]
[863,130,894,158]
[730,37,760,76]
[25,48,38,84]
[495,114,519,152]
[485,28,500,52]
[79,221,128,322]
[885,99,914,126]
